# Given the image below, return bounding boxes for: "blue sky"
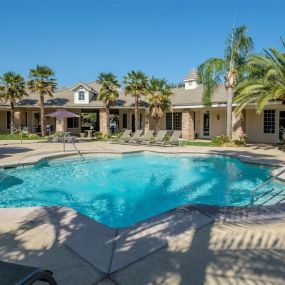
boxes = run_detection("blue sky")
[0,0,284,87]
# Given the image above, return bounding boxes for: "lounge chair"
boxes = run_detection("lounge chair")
[136,130,155,144]
[0,260,58,285]
[165,130,182,145]
[127,130,144,144]
[142,130,167,145]
[111,130,132,144]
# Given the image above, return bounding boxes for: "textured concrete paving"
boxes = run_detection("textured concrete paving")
[1,140,285,169]
[1,141,285,284]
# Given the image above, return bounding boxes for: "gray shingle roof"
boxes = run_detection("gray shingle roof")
[0,80,228,109]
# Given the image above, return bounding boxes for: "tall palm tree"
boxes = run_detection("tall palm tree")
[28,65,57,137]
[235,39,285,114]
[97,72,121,135]
[0,72,26,133]
[198,25,254,138]
[147,77,172,133]
[123,70,148,130]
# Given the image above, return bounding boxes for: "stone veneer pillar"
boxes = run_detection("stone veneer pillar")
[99,108,108,135]
[182,110,195,140]
[232,109,246,141]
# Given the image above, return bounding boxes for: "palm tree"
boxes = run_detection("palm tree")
[28,65,57,137]
[198,25,254,138]
[0,72,26,133]
[123,70,148,130]
[97,72,121,135]
[147,77,172,133]
[235,39,285,114]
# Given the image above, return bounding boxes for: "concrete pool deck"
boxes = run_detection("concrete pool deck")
[1,140,285,284]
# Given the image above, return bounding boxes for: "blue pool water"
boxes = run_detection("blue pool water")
[0,153,284,227]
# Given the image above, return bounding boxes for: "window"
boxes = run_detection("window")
[67,117,79,129]
[24,112,28,127]
[122,113,127,128]
[78,91,85,101]
[263,110,275,134]
[166,112,182,130]
[6,111,11,129]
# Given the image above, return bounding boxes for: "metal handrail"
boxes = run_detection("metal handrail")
[251,168,285,205]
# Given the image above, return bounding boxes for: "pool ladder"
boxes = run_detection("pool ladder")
[250,168,285,206]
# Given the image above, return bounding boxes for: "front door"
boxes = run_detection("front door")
[131,113,135,132]
[203,111,210,137]
[279,111,285,141]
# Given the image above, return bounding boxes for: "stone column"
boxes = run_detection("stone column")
[232,109,246,141]
[99,108,108,135]
[182,110,195,140]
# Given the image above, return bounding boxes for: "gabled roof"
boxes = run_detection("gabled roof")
[0,79,228,109]
[184,69,199,82]
[71,82,98,93]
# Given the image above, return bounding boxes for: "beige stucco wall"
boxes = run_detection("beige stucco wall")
[118,109,146,131]
[245,109,277,143]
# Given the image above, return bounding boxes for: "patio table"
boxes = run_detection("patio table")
[85,130,95,139]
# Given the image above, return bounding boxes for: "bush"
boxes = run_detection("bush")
[211,135,231,146]
[0,133,41,140]
[212,135,246,147]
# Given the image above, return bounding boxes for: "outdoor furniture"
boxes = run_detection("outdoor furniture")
[178,138,188,147]
[0,260,58,285]
[79,132,86,138]
[127,130,144,144]
[141,130,167,145]
[151,130,168,145]
[136,130,155,144]
[164,130,182,145]
[85,130,94,139]
[111,130,132,144]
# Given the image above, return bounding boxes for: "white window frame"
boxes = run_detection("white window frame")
[78,90,85,101]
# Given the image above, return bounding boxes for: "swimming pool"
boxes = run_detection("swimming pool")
[0,153,284,227]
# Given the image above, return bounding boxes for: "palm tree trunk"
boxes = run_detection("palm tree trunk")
[106,105,110,135]
[226,87,233,138]
[155,116,160,134]
[40,95,45,137]
[135,96,139,130]
[10,101,15,134]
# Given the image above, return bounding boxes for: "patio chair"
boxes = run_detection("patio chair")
[0,260,58,285]
[136,130,155,144]
[111,130,132,144]
[127,130,144,144]
[142,130,167,145]
[64,133,77,143]
[164,130,182,146]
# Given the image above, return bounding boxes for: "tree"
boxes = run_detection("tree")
[235,39,285,114]
[123,70,148,130]
[28,65,57,137]
[198,25,254,138]
[0,72,26,133]
[147,77,172,133]
[97,72,120,135]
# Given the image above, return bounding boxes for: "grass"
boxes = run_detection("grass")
[0,133,43,140]
[184,141,213,146]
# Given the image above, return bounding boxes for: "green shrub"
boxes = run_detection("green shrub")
[212,135,246,147]
[0,133,41,140]
[211,135,231,146]
[163,133,171,142]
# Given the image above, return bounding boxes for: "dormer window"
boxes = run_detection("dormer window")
[78,90,85,101]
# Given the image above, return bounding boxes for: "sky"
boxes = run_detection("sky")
[0,0,284,87]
